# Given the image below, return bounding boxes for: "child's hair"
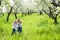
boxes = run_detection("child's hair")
[17,18,19,21]
[17,19,22,23]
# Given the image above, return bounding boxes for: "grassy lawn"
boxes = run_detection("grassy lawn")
[0,13,60,40]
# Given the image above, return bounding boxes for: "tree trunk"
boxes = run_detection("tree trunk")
[28,11,30,15]
[6,7,13,22]
[25,13,26,16]
[30,12,32,15]
[21,12,24,17]
[3,13,4,16]
[53,17,58,24]
[0,0,1,5]
[14,13,17,19]
[14,9,17,19]
[7,13,11,22]
[39,11,42,15]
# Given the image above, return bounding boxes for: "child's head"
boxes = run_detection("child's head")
[17,18,22,23]
[14,21,17,24]
[18,19,20,21]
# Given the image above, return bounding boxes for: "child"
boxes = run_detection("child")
[17,19,22,33]
[11,21,18,35]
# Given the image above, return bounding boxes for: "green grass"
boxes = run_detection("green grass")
[0,13,60,40]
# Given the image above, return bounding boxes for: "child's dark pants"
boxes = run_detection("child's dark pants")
[11,27,22,35]
[11,29,16,35]
[17,27,22,33]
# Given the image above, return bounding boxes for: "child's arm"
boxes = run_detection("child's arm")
[20,23,22,27]
[12,23,15,29]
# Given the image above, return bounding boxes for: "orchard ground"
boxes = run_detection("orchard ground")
[0,13,60,40]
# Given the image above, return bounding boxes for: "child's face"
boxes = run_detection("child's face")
[14,21,17,24]
[18,19,20,22]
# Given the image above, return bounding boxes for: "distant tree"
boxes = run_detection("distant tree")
[43,7,60,24]
[7,7,13,22]
[14,9,17,19]
[6,0,18,22]
[42,0,60,24]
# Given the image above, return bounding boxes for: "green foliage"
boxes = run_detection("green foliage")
[0,13,60,40]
